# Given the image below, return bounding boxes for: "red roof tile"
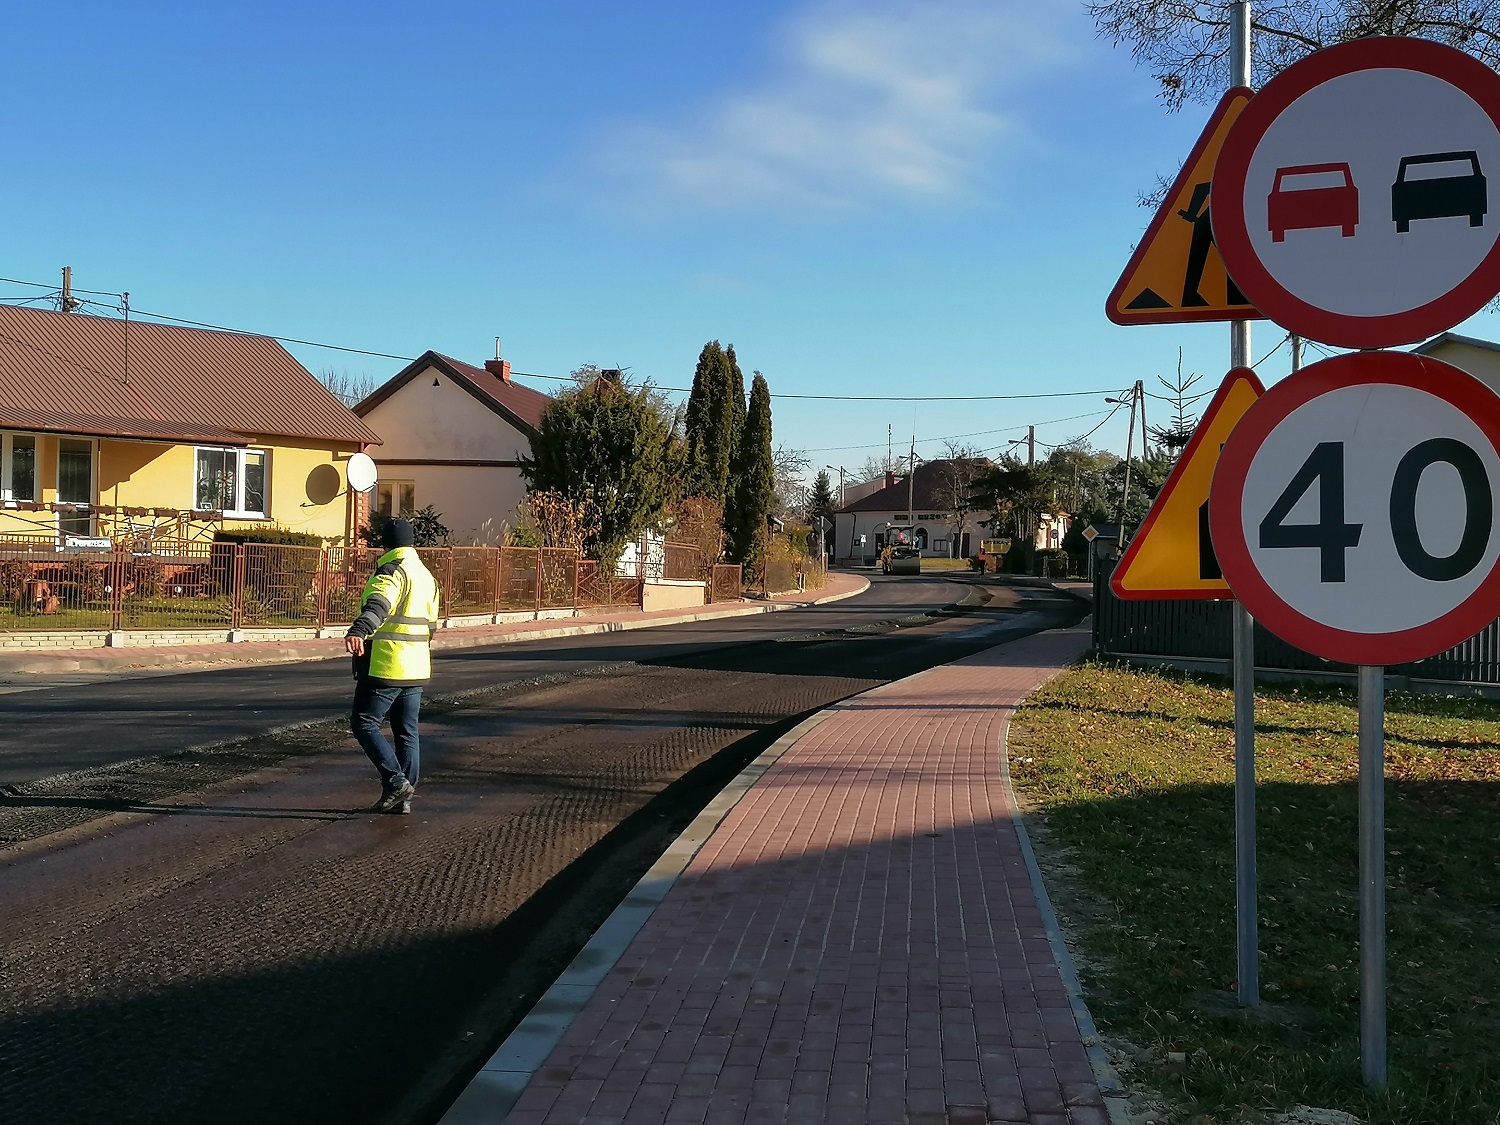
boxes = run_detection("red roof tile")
[0,304,380,446]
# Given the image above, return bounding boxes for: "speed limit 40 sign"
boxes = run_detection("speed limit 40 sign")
[1209,351,1500,664]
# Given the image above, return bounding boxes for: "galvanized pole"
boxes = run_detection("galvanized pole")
[1230,0,1260,1009]
[1359,663,1388,1088]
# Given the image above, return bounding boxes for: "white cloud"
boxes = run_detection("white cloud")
[600,0,1073,211]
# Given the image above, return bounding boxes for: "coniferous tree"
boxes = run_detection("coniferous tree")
[520,376,680,565]
[683,342,721,497]
[683,341,739,503]
[809,470,836,522]
[726,373,775,570]
[725,344,748,444]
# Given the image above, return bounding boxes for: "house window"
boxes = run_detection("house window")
[58,438,96,536]
[1,433,36,503]
[376,480,415,517]
[195,447,268,517]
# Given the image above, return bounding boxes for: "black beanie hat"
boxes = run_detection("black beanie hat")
[381,518,416,549]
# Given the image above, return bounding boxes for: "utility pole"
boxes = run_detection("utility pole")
[888,424,893,473]
[1291,334,1303,372]
[60,267,80,313]
[121,292,131,388]
[1137,379,1149,461]
[1027,425,1035,466]
[1116,384,1139,539]
[907,434,917,519]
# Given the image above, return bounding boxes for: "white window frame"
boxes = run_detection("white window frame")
[375,479,416,518]
[194,446,270,519]
[56,436,98,540]
[1,431,39,505]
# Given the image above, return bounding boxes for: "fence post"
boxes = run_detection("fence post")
[572,552,580,610]
[110,547,126,632]
[535,549,543,615]
[443,549,455,625]
[491,547,502,617]
[231,544,246,631]
[315,547,329,629]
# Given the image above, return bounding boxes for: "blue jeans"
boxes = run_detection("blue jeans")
[351,680,422,789]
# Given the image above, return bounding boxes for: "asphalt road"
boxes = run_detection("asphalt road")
[0,575,1086,1125]
[0,574,973,788]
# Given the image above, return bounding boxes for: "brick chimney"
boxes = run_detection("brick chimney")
[885,470,896,489]
[484,358,512,383]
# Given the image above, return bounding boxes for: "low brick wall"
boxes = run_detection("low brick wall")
[0,631,108,650]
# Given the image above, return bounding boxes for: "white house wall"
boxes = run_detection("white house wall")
[360,364,535,544]
[361,365,532,461]
[379,464,526,546]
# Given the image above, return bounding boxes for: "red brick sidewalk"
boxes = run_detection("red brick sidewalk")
[483,623,1104,1125]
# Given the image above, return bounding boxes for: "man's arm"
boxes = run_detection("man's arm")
[345,566,405,652]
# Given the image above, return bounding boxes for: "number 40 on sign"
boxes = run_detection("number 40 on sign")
[1209,351,1500,666]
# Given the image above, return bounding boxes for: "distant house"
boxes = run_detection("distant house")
[832,459,991,564]
[0,304,380,547]
[354,352,551,545]
[1412,331,1500,393]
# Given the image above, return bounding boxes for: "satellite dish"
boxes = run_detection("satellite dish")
[346,452,377,494]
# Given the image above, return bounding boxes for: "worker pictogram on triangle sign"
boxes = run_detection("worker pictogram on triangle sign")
[1106,88,1264,325]
[1110,367,1264,600]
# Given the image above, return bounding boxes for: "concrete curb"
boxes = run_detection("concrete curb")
[0,576,873,677]
[995,621,1135,1123]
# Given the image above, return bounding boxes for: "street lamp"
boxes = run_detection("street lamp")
[824,465,846,510]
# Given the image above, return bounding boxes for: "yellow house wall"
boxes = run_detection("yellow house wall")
[1,431,362,543]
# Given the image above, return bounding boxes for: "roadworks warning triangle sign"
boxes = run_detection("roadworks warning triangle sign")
[1111,367,1264,600]
[1106,88,1263,326]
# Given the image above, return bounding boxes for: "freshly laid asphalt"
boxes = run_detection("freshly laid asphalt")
[0,575,1088,1125]
[0,575,966,787]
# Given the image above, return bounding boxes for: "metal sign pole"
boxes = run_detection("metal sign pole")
[1358,663,1387,1088]
[1230,0,1259,1010]
[1233,600,1259,1005]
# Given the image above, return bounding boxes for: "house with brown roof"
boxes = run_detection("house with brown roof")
[0,304,381,546]
[353,352,551,545]
[833,459,993,565]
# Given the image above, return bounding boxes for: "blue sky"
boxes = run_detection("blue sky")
[6,1,1494,478]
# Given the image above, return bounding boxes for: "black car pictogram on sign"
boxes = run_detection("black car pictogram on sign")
[1392,151,1487,232]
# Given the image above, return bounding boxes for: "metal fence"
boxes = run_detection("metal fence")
[0,536,749,634]
[0,542,606,634]
[710,564,743,603]
[1092,558,1500,685]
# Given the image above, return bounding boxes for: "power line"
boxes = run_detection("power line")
[6,275,1125,404]
[65,299,1125,404]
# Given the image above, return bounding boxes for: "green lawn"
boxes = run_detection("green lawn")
[1010,661,1500,1125]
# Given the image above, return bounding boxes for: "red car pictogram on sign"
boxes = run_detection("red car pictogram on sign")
[1268,162,1359,241]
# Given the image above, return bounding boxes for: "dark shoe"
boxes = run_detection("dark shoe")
[371,779,415,813]
[396,798,412,815]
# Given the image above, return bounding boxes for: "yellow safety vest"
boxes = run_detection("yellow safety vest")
[358,547,440,684]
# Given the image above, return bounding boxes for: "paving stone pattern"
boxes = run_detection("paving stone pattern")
[509,626,1102,1125]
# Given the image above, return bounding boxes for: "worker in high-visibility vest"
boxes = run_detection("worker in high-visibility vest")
[344,518,441,814]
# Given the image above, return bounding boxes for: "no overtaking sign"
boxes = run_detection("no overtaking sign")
[1214,38,1500,348]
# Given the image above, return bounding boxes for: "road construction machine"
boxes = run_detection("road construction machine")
[879,524,922,575]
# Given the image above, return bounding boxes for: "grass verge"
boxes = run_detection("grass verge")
[1009,659,1500,1125]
